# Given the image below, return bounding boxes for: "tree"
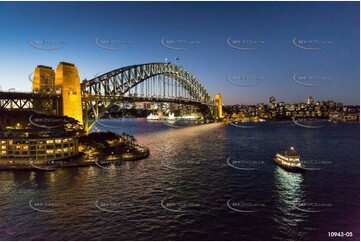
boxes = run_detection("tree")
[129,135,134,148]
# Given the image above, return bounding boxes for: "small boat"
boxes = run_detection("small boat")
[167,113,175,121]
[146,113,160,120]
[180,113,202,120]
[273,147,305,172]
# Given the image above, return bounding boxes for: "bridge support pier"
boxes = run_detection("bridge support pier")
[214,93,223,119]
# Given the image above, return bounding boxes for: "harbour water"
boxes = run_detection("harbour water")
[0,119,359,240]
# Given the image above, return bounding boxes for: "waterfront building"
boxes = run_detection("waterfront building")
[344,112,359,122]
[329,111,345,122]
[0,129,79,166]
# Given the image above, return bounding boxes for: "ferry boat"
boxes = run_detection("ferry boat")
[273,147,305,172]
[167,113,175,121]
[180,113,202,120]
[146,113,160,120]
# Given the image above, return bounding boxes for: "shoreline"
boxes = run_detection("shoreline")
[0,146,150,171]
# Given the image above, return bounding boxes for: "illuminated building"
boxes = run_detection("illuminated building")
[0,129,79,166]
[329,111,344,122]
[269,96,276,109]
[307,96,314,105]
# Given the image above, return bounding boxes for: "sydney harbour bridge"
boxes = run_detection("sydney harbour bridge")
[0,62,223,132]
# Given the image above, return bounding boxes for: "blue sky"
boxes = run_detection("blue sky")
[0,1,359,105]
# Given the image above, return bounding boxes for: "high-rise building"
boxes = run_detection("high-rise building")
[269,96,276,109]
[337,102,343,108]
[307,96,314,105]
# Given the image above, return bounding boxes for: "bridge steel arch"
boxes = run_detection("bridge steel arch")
[81,63,216,131]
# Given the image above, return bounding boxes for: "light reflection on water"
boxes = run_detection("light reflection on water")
[0,120,359,240]
[273,167,306,240]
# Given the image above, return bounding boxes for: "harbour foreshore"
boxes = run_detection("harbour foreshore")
[0,146,150,171]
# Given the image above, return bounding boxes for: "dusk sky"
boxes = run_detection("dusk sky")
[0,1,359,105]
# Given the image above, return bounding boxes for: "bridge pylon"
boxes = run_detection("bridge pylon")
[33,65,55,93]
[32,62,84,127]
[214,93,223,119]
[54,62,83,125]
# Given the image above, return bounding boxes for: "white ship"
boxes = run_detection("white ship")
[180,113,202,120]
[273,147,305,172]
[146,113,160,120]
[167,113,175,120]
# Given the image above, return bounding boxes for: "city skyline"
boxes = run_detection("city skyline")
[226,95,355,106]
[0,2,359,241]
[0,1,359,105]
